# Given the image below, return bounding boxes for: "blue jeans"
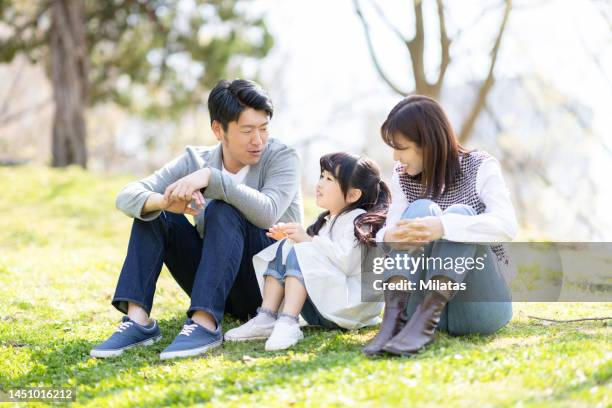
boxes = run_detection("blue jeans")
[112,200,275,326]
[263,241,341,329]
[263,240,305,285]
[384,199,513,335]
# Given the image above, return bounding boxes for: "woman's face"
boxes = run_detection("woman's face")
[392,134,424,176]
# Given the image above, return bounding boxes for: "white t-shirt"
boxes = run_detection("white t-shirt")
[221,162,250,184]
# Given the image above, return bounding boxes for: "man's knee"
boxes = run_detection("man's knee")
[204,200,245,224]
[131,213,168,236]
[444,203,476,216]
[402,199,442,219]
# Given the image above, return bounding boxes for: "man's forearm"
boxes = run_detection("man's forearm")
[141,193,163,216]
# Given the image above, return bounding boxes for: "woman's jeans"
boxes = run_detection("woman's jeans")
[383,199,513,336]
[263,240,341,329]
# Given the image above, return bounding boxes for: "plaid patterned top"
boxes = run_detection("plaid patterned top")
[395,150,510,270]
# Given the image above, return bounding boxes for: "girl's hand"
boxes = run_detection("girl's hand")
[281,223,312,243]
[266,222,288,240]
[393,216,444,243]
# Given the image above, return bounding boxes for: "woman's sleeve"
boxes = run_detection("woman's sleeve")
[439,157,518,242]
[375,170,408,242]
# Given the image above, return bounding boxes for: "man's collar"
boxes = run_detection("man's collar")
[209,143,223,169]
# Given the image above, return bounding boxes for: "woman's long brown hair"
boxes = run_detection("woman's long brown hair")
[380,95,468,199]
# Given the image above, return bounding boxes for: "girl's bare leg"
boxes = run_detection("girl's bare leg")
[280,276,307,316]
[261,275,285,312]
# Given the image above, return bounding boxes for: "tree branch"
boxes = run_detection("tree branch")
[353,0,410,95]
[432,0,451,97]
[528,315,612,323]
[406,0,429,95]
[454,0,505,40]
[0,58,25,117]
[365,0,408,43]
[484,83,602,238]
[458,0,512,143]
[3,0,51,40]
[0,97,52,126]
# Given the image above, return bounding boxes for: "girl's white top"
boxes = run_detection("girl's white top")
[253,208,383,329]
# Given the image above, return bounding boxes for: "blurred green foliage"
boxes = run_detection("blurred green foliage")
[0,0,273,117]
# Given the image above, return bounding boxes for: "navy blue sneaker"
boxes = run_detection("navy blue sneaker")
[90,316,162,358]
[159,318,222,360]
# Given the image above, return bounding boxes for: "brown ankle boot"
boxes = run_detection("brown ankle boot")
[362,290,409,356]
[382,290,450,356]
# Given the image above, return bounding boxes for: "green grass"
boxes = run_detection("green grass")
[0,166,610,407]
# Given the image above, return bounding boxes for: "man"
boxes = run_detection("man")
[90,79,303,360]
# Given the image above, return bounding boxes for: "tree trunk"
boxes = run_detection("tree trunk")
[50,0,88,168]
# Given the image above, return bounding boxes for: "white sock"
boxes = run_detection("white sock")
[254,307,277,324]
[277,313,299,326]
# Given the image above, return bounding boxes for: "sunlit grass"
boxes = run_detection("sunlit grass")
[0,166,610,407]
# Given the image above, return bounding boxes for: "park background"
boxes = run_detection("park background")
[0,0,610,406]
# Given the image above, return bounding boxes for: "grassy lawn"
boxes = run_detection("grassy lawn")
[0,166,610,407]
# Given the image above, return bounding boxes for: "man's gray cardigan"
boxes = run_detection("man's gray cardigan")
[115,138,303,237]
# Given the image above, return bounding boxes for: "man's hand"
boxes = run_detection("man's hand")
[164,168,211,204]
[162,193,203,216]
[142,192,204,217]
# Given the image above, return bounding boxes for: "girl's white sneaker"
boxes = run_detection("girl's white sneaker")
[224,315,276,342]
[265,319,304,351]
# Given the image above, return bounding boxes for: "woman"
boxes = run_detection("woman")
[363,95,518,357]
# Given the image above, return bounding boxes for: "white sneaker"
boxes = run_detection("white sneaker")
[224,315,276,342]
[265,319,304,351]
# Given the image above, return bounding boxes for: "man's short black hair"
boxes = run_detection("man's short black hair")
[208,79,274,131]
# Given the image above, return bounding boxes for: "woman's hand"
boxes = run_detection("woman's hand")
[385,216,444,246]
[279,222,312,243]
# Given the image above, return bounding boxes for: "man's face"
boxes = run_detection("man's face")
[213,108,270,170]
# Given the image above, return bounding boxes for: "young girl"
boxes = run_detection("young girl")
[224,152,390,350]
[363,95,518,357]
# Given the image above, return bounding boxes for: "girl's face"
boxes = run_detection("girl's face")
[392,134,423,176]
[316,169,362,215]
[316,170,346,214]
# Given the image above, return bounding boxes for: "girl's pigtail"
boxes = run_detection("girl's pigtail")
[353,179,391,246]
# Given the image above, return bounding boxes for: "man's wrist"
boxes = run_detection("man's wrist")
[150,193,165,211]
[200,167,211,194]
[141,193,162,216]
